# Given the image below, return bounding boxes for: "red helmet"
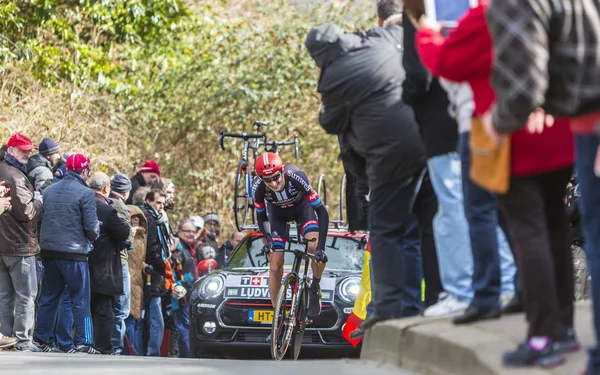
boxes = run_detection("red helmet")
[255,152,283,176]
[198,259,218,274]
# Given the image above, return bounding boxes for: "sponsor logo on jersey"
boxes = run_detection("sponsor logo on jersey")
[307,190,319,203]
[287,170,312,192]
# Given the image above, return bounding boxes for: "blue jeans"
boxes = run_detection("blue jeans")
[111,265,130,354]
[574,135,600,373]
[34,258,93,347]
[146,296,164,356]
[459,132,516,309]
[125,315,144,355]
[427,152,474,303]
[174,306,190,358]
[50,288,74,351]
[366,214,423,318]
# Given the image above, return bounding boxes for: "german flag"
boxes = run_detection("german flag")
[341,238,371,347]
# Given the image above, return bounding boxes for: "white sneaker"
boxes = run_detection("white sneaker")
[423,292,469,318]
[500,293,515,309]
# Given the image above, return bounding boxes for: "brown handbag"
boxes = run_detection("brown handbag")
[469,117,511,194]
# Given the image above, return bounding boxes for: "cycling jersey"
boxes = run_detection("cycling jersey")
[252,164,322,211]
[252,164,328,250]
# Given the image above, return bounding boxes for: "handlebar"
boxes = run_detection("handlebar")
[261,135,300,158]
[218,130,267,151]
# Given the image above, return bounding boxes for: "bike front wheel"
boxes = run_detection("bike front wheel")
[288,281,308,360]
[271,272,297,360]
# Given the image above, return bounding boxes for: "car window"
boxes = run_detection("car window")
[226,235,366,271]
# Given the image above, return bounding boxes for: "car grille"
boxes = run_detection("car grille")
[235,330,322,344]
[219,299,339,329]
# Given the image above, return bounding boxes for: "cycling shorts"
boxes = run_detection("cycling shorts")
[267,201,319,249]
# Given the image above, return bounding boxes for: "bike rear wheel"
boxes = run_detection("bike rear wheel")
[233,161,252,231]
[289,281,308,360]
[271,273,297,360]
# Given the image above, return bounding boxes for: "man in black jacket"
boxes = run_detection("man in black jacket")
[305,22,443,330]
[139,189,168,356]
[88,172,130,354]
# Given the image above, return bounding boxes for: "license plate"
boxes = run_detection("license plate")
[248,309,273,323]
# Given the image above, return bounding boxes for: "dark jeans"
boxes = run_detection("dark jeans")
[459,132,502,310]
[366,214,423,318]
[574,135,600,373]
[91,293,116,354]
[498,167,574,338]
[369,169,442,317]
[34,258,93,347]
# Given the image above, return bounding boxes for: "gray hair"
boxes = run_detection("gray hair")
[177,219,195,233]
[133,186,151,205]
[377,0,403,21]
[88,172,110,191]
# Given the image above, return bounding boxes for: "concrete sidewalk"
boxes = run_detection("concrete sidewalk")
[361,301,594,375]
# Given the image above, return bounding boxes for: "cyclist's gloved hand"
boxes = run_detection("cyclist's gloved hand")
[314,249,328,263]
[262,234,275,256]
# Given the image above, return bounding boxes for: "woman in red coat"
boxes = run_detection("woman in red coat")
[413,1,578,368]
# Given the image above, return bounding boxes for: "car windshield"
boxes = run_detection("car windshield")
[226,234,366,271]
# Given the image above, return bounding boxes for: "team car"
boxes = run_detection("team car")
[189,228,367,358]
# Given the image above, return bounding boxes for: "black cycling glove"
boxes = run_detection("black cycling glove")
[262,234,275,255]
[314,249,328,263]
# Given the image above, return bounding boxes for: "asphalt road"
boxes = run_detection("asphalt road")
[0,352,419,375]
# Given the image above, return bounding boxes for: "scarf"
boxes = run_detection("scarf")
[4,153,28,174]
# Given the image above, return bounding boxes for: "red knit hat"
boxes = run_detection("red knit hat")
[140,160,160,175]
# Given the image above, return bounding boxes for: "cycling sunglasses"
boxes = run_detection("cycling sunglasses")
[262,172,282,183]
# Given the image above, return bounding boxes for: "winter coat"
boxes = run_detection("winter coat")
[305,24,426,189]
[89,194,130,296]
[109,192,133,265]
[27,154,54,192]
[127,205,148,319]
[140,204,167,297]
[402,12,459,158]
[40,172,100,260]
[0,160,43,256]
[415,1,574,176]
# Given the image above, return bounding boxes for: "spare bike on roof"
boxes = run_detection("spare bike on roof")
[218,120,299,232]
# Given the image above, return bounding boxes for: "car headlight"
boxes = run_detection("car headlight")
[337,276,361,304]
[198,274,225,300]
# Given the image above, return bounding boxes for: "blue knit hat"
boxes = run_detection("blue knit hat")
[110,173,132,193]
[39,138,60,156]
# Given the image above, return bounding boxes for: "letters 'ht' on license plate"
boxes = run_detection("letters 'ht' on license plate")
[248,309,273,323]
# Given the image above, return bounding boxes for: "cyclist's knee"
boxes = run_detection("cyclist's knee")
[270,257,284,275]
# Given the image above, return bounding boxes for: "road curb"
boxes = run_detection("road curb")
[360,316,554,375]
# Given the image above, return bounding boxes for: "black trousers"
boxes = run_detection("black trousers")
[91,293,116,354]
[498,167,574,338]
[369,169,443,317]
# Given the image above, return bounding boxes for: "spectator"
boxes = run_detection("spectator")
[567,177,588,300]
[0,133,44,351]
[108,173,134,355]
[34,153,100,354]
[124,203,148,356]
[484,1,600,371]
[386,0,478,318]
[88,172,130,354]
[304,23,443,331]
[215,231,245,267]
[162,178,175,211]
[27,138,61,192]
[138,189,168,356]
[170,219,199,358]
[410,0,519,323]
[126,160,160,204]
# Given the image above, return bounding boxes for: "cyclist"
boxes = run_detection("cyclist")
[252,152,329,320]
